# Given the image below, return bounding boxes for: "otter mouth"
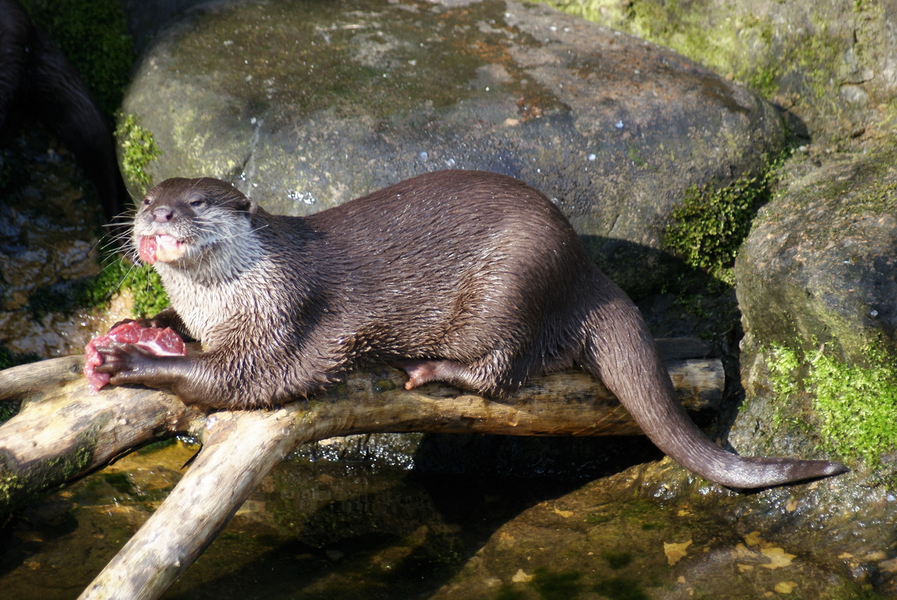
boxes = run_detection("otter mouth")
[138,234,188,264]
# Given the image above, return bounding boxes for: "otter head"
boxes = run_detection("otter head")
[133,177,258,268]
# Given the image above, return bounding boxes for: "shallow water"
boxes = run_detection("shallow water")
[0,435,663,599]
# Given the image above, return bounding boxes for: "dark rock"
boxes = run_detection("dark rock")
[122,0,785,294]
[736,149,897,363]
[698,147,897,595]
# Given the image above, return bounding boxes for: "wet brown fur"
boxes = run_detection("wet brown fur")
[0,0,126,221]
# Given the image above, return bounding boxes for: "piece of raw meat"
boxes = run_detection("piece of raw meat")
[84,321,186,392]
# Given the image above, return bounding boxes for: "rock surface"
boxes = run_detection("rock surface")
[736,149,897,363]
[0,129,115,360]
[550,0,897,148]
[122,0,784,293]
[702,147,897,595]
[431,468,865,599]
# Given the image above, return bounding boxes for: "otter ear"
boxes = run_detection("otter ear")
[231,193,258,217]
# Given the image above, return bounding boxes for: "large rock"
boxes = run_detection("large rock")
[736,149,897,363]
[733,148,897,469]
[122,0,785,294]
[548,0,897,148]
[700,148,897,594]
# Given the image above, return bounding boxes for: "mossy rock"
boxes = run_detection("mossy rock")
[735,148,897,365]
[122,0,786,296]
[733,148,897,468]
[543,0,897,147]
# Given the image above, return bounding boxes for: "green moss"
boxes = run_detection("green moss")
[584,512,613,525]
[494,586,528,600]
[542,0,744,81]
[0,419,100,514]
[767,345,897,466]
[102,471,135,495]
[861,176,897,213]
[662,154,783,285]
[0,343,41,371]
[0,402,17,424]
[0,346,41,423]
[766,345,801,409]
[372,378,398,393]
[136,438,179,454]
[103,257,169,318]
[125,263,170,318]
[86,253,167,317]
[627,145,647,168]
[25,0,134,117]
[538,0,866,143]
[30,253,169,318]
[601,550,632,569]
[115,113,162,193]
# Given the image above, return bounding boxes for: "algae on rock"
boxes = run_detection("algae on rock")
[115,113,163,195]
[543,0,896,146]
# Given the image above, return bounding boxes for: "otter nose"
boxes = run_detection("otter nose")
[152,206,174,223]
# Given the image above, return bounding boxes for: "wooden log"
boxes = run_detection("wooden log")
[0,338,723,599]
[0,359,207,516]
[0,342,721,515]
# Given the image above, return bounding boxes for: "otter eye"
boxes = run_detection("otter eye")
[189,199,206,208]
[142,197,151,206]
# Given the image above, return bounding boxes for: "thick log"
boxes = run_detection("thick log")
[0,358,207,516]
[0,345,720,515]
[0,338,723,599]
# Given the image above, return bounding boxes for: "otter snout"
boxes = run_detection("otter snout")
[134,201,192,265]
[152,206,175,223]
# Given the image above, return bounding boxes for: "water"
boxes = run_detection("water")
[0,435,661,599]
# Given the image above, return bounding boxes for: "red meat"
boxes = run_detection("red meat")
[84,321,186,391]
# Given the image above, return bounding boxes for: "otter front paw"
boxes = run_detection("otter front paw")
[93,342,163,385]
[84,322,188,391]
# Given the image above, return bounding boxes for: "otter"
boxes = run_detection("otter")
[94,170,847,489]
[0,0,127,222]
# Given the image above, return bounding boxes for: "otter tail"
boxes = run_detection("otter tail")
[580,280,847,489]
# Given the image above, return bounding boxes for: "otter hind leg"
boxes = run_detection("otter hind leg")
[391,358,502,395]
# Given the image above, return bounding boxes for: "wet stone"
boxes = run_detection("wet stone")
[0,130,114,360]
[735,148,897,363]
[124,0,785,293]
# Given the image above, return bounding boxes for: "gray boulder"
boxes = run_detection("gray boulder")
[122,0,785,294]
[736,150,897,362]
